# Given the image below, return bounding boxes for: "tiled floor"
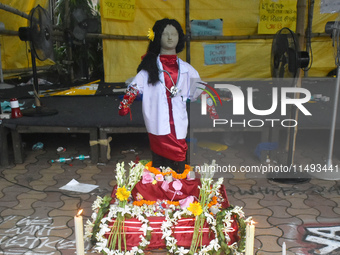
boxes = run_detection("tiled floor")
[0,130,340,255]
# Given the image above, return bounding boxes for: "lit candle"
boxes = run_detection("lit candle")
[245,220,255,255]
[74,209,85,255]
[282,242,286,255]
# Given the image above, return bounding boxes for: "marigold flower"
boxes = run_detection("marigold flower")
[116,186,131,201]
[188,202,203,216]
[147,28,154,41]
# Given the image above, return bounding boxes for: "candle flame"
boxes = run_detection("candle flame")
[77,209,83,216]
[250,220,256,225]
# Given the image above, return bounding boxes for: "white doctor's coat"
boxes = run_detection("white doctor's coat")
[130,56,204,140]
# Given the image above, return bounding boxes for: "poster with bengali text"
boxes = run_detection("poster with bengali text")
[102,0,135,21]
[191,19,223,36]
[204,43,236,65]
[258,0,297,34]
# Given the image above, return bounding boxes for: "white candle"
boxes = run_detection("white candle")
[74,209,85,255]
[282,242,286,255]
[245,220,255,255]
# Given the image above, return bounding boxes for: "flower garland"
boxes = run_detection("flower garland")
[132,200,156,206]
[93,204,152,255]
[86,160,248,255]
[215,206,248,254]
[133,197,218,210]
[161,209,220,255]
[85,195,113,245]
[144,161,191,180]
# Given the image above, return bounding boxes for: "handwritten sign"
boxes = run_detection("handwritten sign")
[191,19,223,36]
[102,0,136,21]
[258,0,297,34]
[204,43,236,65]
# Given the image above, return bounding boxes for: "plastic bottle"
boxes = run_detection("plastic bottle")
[74,155,90,160]
[51,157,73,163]
[10,98,23,118]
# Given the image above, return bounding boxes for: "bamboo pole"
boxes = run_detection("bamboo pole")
[64,0,74,81]
[287,0,307,167]
[0,3,30,20]
[185,0,191,63]
[0,29,331,40]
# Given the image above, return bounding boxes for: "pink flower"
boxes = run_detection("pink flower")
[142,172,154,184]
[136,192,143,201]
[179,196,195,209]
[155,174,164,182]
[172,180,183,191]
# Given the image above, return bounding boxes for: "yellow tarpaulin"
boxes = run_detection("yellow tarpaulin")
[101,0,338,83]
[0,0,54,72]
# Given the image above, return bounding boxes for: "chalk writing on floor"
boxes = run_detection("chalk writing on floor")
[304,226,340,254]
[0,215,76,254]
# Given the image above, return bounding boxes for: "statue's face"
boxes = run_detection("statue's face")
[160,25,179,52]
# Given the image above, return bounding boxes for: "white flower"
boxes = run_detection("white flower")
[204,212,216,226]
[232,206,245,218]
[94,238,108,252]
[210,238,220,251]
[176,246,190,255]
[84,219,94,239]
[198,246,210,254]
[92,196,103,211]
[139,223,153,236]
[104,248,114,255]
[91,212,98,221]
[132,205,142,216]
[131,246,143,254]
[161,228,172,239]
[161,217,173,229]
[140,235,150,247]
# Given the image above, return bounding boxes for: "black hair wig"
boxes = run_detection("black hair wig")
[137,18,185,85]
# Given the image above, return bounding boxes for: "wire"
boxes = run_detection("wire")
[0,172,83,210]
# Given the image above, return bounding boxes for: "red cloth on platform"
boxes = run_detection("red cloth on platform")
[105,216,220,249]
[148,55,187,162]
[109,181,237,250]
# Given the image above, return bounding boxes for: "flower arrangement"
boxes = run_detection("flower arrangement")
[85,160,249,255]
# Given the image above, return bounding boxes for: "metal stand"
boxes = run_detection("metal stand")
[21,49,58,117]
[325,66,340,180]
[0,42,15,89]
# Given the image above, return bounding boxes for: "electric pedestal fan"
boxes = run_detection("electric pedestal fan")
[18,4,57,116]
[71,8,99,80]
[269,27,310,183]
[271,27,309,81]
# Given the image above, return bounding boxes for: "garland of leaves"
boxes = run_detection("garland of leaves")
[215,206,248,254]
[85,195,113,245]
